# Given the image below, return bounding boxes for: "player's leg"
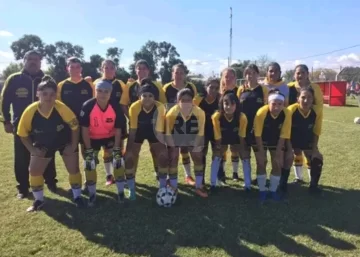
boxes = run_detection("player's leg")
[279,141,294,195]
[181,147,195,185]
[254,146,268,201]
[60,145,85,208]
[150,146,159,180]
[201,138,210,186]
[150,142,168,189]
[168,146,180,190]
[190,147,207,198]
[269,148,284,200]
[304,150,323,194]
[241,143,252,191]
[209,142,223,191]
[124,143,142,201]
[14,134,30,198]
[43,157,57,193]
[293,150,305,184]
[27,152,52,212]
[83,140,100,207]
[102,145,115,186]
[230,144,240,181]
[217,150,227,185]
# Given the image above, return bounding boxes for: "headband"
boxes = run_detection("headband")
[268,93,285,103]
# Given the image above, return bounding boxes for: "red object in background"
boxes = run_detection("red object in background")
[317,81,347,106]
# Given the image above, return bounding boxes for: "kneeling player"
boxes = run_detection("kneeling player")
[17,76,84,212]
[166,88,207,197]
[279,87,323,195]
[125,80,168,198]
[79,80,127,206]
[253,89,292,201]
[210,92,247,192]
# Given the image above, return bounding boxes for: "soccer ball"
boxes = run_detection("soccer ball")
[354,117,360,124]
[156,187,177,207]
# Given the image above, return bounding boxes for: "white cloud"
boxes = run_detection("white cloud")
[0,30,13,37]
[98,37,117,44]
[337,53,360,63]
[7,41,11,45]
[184,59,209,66]
[0,51,13,59]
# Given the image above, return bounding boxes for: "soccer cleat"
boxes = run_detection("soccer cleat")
[195,187,208,198]
[105,175,115,186]
[88,194,96,207]
[185,176,196,186]
[292,178,305,185]
[271,191,281,201]
[74,197,86,208]
[259,191,267,202]
[17,190,29,199]
[27,200,44,212]
[244,186,251,192]
[309,186,322,195]
[232,172,239,181]
[209,186,218,194]
[128,189,136,201]
[218,179,229,187]
[118,192,125,203]
[251,178,258,186]
[82,184,89,195]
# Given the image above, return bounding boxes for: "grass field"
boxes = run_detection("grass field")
[1,101,360,257]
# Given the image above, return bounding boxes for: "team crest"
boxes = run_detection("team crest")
[81,89,89,95]
[15,88,28,98]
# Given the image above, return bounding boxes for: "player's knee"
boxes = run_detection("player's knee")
[312,157,323,168]
[294,153,303,166]
[231,154,239,163]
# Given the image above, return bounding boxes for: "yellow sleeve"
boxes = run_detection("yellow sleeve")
[17,103,37,137]
[189,83,198,97]
[287,103,299,115]
[212,112,221,141]
[280,108,292,139]
[237,86,244,98]
[155,102,166,133]
[154,81,166,104]
[239,113,248,138]
[312,83,324,113]
[118,80,127,104]
[313,108,323,136]
[194,106,205,136]
[165,105,179,135]
[193,96,203,106]
[57,80,65,101]
[129,101,141,130]
[262,86,269,104]
[120,82,131,105]
[254,106,268,137]
[56,101,79,131]
[88,81,95,97]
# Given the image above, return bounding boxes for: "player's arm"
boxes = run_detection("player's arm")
[262,86,269,104]
[193,96,203,106]
[254,106,267,151]
[58,102,80,151]
[239,113,248,159]
[236,86,242,98]
[127,102,141,150]
[57,80,65,101]
[17,106,36,154]
[312,83,324,113]
[277,108,292,152]
[212,112,222,145]
[165,107,177,147]
[79,102,92,149]
[154,103,166,143]
[0,75,14,125]
[190,83,198,97]
[155,82,166,104]
[120,83,130,118]
[114,103,127,148]
[194,107,205,148]
[283,86,290,107]
[312,108,323,153]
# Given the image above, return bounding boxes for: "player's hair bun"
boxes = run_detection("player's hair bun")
[41,75,56,83]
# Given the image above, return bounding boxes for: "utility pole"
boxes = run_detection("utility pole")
[228,7,233,67]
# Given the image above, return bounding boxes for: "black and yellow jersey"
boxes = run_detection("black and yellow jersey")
[288,103,322,149]
[121,80,165,107]
[212,111,247,145]
[17,100,78,150]
[237,85,268,126]
[165,104,205,146]
[57,78,94,118]
[163,81,197,108]
[254,105,292,148]
[94,77,127,105]
[193,95,219,140]
[288,82,324,112]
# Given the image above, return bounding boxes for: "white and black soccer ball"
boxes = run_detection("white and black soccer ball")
[354,117,360,124]
[156,187,177,207]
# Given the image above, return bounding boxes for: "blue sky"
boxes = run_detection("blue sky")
[1,0,360,77]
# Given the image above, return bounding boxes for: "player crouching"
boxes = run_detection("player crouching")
[79,80,127,206]
[279,87,323,195]
[17,76,85,212]
[124,80,168,199]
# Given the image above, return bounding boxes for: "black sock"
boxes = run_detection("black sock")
[279,168,290,192]
[310,158,323,188]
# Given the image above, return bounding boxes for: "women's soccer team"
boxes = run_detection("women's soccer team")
[16,58,324,212]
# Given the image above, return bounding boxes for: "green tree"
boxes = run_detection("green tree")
[256,55,273,77]
[338,67,360,82]
[1,62,24,80]
[10,34,45,60]
[106,47,123,67]
[283,70,295,83]
[231,60,251,79]
[129,47,158,80]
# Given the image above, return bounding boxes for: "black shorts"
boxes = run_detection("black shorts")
[221,135,240,145]
[291,139,313,151]
[134,130,159,144]
[245,128,256,146]
[91,137,115,151]
[34,144,78,158]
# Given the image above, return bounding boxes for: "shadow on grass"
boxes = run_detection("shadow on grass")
[42,182,360,257]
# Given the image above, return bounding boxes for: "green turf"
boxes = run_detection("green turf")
[1,102,360,257]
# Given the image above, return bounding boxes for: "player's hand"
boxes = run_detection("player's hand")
[112,147,123,169]
[31,147,46,157]
[3,122,13,134]
[84,148,96,170]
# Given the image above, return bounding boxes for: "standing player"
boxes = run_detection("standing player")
[125,80,168,198]
[263,62,289,106]
[0,50,57,198]
[193,78,221,184]
[279,87,323,195]
[121,59,166,180]
[166,88,207,197]
[253,89,292,201]
[237,64,268,190]
[163,64,198,185]
[93,59,128,186]
[287,64,324,183]
[17,76,84,211]
[210,92,247,192]
[79,80,127,206]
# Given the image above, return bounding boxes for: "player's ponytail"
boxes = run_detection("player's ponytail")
[38,75,57,92]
